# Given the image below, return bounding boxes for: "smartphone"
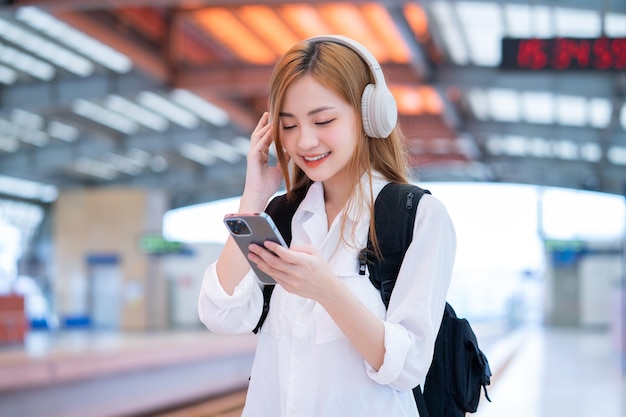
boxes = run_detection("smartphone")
[223,212,288,285]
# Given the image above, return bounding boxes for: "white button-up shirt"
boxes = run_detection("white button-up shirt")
[198,175,456,417]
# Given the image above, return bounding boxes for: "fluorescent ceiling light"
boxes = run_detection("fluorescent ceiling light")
[138,92,199,129]
[179,142,216,165]
[11,109,43,130]
[74,157,117,180]
[466,88,489,120]
[521,92,554,124]
[149,155,168,172]
[605,12,626,36]
[485,135,504,155]
[556,95,587,126]
[232,136,251,156]
[0,17,93,77]
[0,175,58,202]
[527,137,552,158]
[0,119,20,138]
[502,135,527,156]
[16,7,132,73]
[48,120,79,142]
[555,7,601,37]
[608,146,626,165]
[102,152,143,176]
[0,136,19,152]
[105,95,169,132]
[126,148,151,167]
[553,140,578,160]
[620,103,626,130]
[485,135,599,162]
[0,43,54,80]
[0,119,17,137]
[455,1,503,66]
[588,98,612,129]
[454,135,479,159]
[205,140,242,163]
[580,143,601,162]
[487,89,520,122]
[504,5,531,37]
[531,6,554,37]
[503,4,556,37]
[171,89,230,127]
[431,1,469,64]
[72,99,139,135]
[18,128,48,147]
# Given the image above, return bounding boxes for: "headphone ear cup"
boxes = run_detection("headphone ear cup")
[361,84,376,138]
[361,83,398,138]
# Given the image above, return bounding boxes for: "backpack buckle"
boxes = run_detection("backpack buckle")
[358,249,367,275]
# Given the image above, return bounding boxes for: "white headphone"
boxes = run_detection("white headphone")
[305,35,398,139]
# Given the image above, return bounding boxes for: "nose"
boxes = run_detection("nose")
[296,125,319,151]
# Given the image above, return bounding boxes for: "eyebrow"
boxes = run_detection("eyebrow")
[278,106,336,118]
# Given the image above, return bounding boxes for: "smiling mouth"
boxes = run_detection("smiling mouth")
[303,152,330,162]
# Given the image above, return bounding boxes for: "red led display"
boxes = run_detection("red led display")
[500,37,626,71]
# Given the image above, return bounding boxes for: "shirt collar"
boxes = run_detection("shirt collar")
[295,171,390,223]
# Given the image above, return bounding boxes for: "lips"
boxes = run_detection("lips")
[302,152,330,167]
[303,152,330,162]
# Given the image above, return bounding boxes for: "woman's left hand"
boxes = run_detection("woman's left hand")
[247,241,337,302]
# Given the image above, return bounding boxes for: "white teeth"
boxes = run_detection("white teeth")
[304,152,329,162]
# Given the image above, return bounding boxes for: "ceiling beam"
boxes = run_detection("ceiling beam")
[421,0,626,13]
[174,65,273,97]
[175,63,421,94]
[17,0,625,12]
[465,120,626,144]
[14,0,413,11]
[385,5,431,81]
[52,10,169,81]
[435,65,623,99]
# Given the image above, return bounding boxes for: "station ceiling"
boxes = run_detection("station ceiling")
[0,0,625,208]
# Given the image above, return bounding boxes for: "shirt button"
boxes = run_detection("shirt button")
[292,359,300,368]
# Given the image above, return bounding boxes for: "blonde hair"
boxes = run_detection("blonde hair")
[268,38,412,255]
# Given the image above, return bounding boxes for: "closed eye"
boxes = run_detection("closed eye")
[316,118,335,126]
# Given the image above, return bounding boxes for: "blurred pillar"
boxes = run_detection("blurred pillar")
[622,185,626,376]
[53,187,168,331]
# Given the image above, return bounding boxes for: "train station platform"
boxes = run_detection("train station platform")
[0,323,623,417]
[0,330,257,417]
[475,325,625,417]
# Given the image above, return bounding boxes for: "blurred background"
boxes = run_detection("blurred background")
[0,1,624,416]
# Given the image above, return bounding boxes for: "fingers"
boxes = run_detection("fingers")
[248,242,285,266]
[251,112,272,147]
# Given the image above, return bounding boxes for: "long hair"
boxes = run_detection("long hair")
[268,38,412,255]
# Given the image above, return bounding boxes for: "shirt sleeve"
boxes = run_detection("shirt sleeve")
[197,261,265,334]
[366,194,457,390]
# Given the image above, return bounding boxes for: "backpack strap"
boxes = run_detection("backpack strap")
[360,183,431,417]
[361,183,430,308]
[252,186,309,334]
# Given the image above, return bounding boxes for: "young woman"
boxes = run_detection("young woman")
[198,35,456,417]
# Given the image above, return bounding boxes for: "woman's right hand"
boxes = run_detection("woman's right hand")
[240,112,285,212]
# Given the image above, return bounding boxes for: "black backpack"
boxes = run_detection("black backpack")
[254,182,492,417]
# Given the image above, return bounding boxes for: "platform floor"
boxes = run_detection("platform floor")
[0,324,623,417]
[475,325,625,417]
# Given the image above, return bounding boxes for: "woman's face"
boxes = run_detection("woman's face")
[279,74,359,187]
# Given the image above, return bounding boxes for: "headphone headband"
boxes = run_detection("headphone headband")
[304,35,398,138]
[305,35,388,91]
